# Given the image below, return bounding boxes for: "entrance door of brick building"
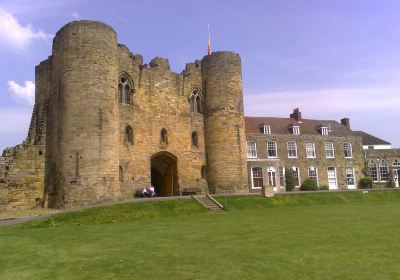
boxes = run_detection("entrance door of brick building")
[394,169,399,188]
[150,152,178,197]
[327,167,338,190]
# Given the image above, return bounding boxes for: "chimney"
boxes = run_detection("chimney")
[290,108,302,121]
[341,117,350,128]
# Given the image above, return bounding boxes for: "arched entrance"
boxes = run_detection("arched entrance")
[151,152,178,197]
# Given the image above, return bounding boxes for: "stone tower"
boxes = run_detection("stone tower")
[201,52,248,193]
[46,21,120,207]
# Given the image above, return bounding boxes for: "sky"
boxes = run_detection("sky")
[0,0,399,151]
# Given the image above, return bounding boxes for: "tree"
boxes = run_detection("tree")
[285,168,296,192]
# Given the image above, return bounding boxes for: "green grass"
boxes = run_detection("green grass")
[1,191,400,279]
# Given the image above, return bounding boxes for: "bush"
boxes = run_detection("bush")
[359,177,373,189]
[300,178,319,191]
[386,180,396,188]
[285,168,296,192]
[319,185,329,191]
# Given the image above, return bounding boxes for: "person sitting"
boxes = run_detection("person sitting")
[149,185,156,197]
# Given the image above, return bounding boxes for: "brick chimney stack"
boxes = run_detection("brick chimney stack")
[290,108,302,121]
[341,117,350,128]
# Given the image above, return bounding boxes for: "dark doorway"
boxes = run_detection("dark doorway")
[150,152,178,197]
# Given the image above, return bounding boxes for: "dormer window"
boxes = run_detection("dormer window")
[259,124,271,134]
[291,125,300,135]
[320,127,329,136]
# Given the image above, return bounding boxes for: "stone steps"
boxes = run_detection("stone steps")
[194,195,224,212]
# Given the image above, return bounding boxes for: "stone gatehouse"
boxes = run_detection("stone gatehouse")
[0,20,399,210]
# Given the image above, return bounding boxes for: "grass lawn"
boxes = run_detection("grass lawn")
[1,191,400,279]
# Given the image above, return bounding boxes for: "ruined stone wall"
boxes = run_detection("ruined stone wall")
[201,52,248,194]
[0,144,45,211]
[246,133,364,191]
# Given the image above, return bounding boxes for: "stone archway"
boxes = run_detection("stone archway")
[150,152,178,197]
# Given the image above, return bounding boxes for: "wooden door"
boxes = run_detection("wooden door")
[164,165,174,196]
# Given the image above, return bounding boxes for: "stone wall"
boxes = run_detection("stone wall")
[0,144,45,211]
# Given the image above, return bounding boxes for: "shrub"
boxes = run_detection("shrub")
[319,185,329,191]
[359,176,373,189]
[386,180,396,188]
[300,178,319,191]
[285,168,296,192]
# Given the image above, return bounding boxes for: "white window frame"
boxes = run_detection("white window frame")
[369,160,379,182]
[251,167,263,189]
[279,167,285,187]
[292,167,300,187]
[308,166,319,186]
[305,142,316,158]
[292,126,300,135]
[321,127,329,136]
[267,141,278,158]
[346,166,356,189]
[246,141,257,159]
[327,166,338,189]
[267,167,277,191]
[344,142,353,158]
[379,160,388,182]
[287,141,297,158]
[262,125,271,134]
[325,142,335,158]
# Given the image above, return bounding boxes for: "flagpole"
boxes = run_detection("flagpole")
[208,24,211,55]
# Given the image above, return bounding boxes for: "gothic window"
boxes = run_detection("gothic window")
[125,126,133,144]
[379,160,388,182]
[190,89,202,113]
[369,160,378,182]
[118,76,133,105]
[161,128,168,143]
[119,165,124,182]
[393,159,400,167]
[191,131,198,147]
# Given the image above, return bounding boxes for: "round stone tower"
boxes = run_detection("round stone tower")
[48,21,119,207]
[201,51,248,194]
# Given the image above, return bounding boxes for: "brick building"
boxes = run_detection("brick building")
[0,20,399,210]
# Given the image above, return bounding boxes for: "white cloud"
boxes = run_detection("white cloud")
[7,80,35,105]
[0,8,52,50]
[71,12,79,19]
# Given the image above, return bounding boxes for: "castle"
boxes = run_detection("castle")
[0,20,399,210]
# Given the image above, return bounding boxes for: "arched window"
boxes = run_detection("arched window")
[161,128,168,143]
[125,126,133,144]
[191,131,198,147]
[368,160,378,182]
[379,160,388,182]
[119,165,124,182]
[393,159,400,167]
[118,76,133,105]
[190,89,202,113]
[201,165,206,179]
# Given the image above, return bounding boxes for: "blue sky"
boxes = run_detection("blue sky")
[0,0,399,151]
